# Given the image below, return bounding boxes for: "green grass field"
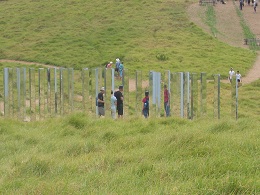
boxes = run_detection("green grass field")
[0,0,260,194]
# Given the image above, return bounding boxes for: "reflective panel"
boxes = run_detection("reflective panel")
[190,73,198,120]
[29,68,36,121]
[136,70,142,116]
[213,74,220,119]
[164,70,171,117]
[200,72,207,117]
[82,68,90,114]
[38,68,45,119]
[123,68,129,118]
[105,68,112,116]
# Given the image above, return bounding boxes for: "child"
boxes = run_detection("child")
[142,91,149,118]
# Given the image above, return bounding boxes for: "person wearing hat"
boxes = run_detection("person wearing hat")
[97,87,105,117]
[228,67,235,83]
[115,58,120,77]
[114,85,124,118]
[106,61,113,68]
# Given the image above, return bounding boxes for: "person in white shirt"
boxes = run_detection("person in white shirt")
[228,67,235,83]
[236,71,242,83]
[254,0,258,12]
[110,90,117,119]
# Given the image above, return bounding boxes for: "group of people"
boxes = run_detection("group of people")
[106,58,124,80]
[97,84,171,119]
[141,84,171,118]
[228,67,242,84]
[240,0,258,12]
[97,85,124,119]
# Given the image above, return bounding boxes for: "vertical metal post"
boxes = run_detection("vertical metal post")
[136,70,142,116]
[186,72,190,119]
[235,78,238,120]
[16,68,21,119]
[29,68,36,121]
[200,72,207,117]
[4,68,9,117]
[180,72,184,118]
[123,68,129,117]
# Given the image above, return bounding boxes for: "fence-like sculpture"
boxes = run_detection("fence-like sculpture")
[1,67,239,121]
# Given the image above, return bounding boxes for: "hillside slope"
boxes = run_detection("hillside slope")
[188,1,260,84]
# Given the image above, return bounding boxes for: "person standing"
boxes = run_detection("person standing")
[114,85,124,118]
[142,91,149,118]
[240,0,244,10]
[106,61,113,68]
[164,84,170,117]
[254,0,258,12]
[115,58,120,77]
[97,87,105,117]
[118,61,124,80]
[236,71,242,85]
[110,90,117,119]
[228,67,235,83]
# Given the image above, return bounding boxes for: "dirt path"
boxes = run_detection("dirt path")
[188,0,260,84]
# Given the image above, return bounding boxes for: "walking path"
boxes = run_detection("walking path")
[188,0,260,84]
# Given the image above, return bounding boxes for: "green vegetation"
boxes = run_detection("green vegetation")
[233,0,259,50]
[205,5,218,37]
[0,0,256,76]
[0,114,259,194]
[0,0,260,194]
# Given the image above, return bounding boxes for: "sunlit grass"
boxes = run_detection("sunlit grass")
[0,0,256,76]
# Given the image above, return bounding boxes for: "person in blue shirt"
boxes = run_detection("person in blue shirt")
[119,61,124,80]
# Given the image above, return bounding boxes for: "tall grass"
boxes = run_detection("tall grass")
[0,114,259,194]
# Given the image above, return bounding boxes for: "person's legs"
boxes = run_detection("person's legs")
[111,108,116,119]
[166,105,170,117]
[143,109,148,118]
[117,104,123,118]
[98,107,105,117]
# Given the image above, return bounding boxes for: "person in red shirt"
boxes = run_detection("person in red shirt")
[142,91,149,118]
[164,84,170,117]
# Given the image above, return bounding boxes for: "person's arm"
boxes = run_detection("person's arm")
[98,94,104,103]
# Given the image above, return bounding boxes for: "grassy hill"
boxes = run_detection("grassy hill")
[0,0,260,194]
[0,0,256,75]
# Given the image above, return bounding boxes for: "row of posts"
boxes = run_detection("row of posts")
[1,67,239,121]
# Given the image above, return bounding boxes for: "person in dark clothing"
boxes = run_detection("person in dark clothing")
[97,87,105,117]
[114,85,124,118]
[142,91,149,118]
[240,0,244,10]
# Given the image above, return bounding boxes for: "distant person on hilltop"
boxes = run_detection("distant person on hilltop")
[254,0,258,12]
[236,70,242,87]
[115,58,120,77]
[106,61,113,68]
[240,0,244,10]
[236,71,242,83]
[228,67,235,83]
[119,61,124,80]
